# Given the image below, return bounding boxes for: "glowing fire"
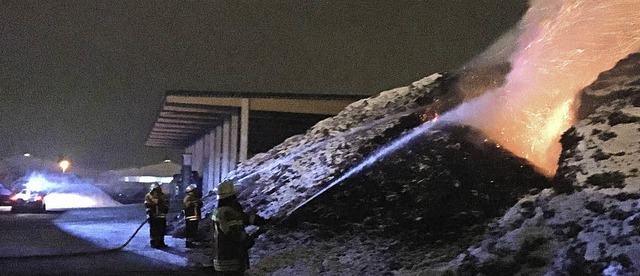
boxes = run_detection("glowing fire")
[450,0,640,175]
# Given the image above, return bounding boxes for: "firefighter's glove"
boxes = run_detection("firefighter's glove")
[250,225,271,239]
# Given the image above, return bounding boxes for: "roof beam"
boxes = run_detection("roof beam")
[150,129,196,134]
[157,118,215,125]
[164,102,237,114]
[159,111,225,120]
[154,123,204,130]
[167,95,243,108]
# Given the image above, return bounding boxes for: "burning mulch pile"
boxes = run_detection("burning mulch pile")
[454,52,640,275]
[169,44,639,274]
[173,52,640,275]
[283,124,549,269]
[170,69,553,274]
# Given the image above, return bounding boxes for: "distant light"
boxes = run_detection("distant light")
[23,153,31,157]
[59,160,71,173]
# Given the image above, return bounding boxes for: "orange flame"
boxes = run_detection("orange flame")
[454,0,640,176]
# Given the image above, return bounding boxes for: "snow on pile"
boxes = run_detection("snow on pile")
[193,52,638,274]
[222,73,444,218]
[559,53,640,190]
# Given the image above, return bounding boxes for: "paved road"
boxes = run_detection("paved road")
[0,204,211,275]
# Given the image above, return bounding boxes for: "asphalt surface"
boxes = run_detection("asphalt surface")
[0,204,212,275]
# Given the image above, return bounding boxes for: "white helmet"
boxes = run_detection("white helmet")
[185,184,197,193]
[150,183,161,191]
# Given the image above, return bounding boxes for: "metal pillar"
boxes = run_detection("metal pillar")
[229,111,239,172]
[239,98,249,162]
[221,117,230,179]
[202,133,213,194]
[180,153,192,201]
[192,139,204,174]
[213,125,223,185]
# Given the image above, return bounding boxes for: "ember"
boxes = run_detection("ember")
[450,0,640,175]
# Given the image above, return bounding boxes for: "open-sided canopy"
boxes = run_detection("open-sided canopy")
[146,91,367,150]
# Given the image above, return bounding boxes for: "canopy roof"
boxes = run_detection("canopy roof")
[105,161,181,178]
[146,90,367,149]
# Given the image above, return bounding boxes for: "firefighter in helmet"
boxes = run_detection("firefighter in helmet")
[144,183,169,248]
[183,183,202,248]
[211,180,268,275]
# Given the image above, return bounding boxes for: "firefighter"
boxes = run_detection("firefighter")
[144,183,169,248]
[211,180,268,275]
[183,183,202,248]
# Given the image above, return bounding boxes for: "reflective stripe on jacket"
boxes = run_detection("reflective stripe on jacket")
[213,259,242,272]
[183,192,202,221]
[211,206,251,272]
[144,191,169,218]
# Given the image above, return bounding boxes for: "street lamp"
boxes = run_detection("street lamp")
[58,159,71,173]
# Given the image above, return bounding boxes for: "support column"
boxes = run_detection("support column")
[239,98,249,162]
[213,125,223,186]
[192,139,204,174]
[206,131,216,193]
[221,117,230,179]
[229,111,239,172]
[202,133,213,194]
[180,153,192,201]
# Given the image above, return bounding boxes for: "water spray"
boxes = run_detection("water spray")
[286,116,445,217]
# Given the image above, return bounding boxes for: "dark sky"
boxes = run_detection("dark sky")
[0,1,527,171]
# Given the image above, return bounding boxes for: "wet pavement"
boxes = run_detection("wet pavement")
[0,204,212,275]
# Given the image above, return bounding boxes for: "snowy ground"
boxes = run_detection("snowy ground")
[0,204,211,275]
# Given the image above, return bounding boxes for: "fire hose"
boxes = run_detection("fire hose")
[0,218,149,260]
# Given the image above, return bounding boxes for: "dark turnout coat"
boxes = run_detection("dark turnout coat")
[144,188,170,247]
[211,199,265,273]
[144,190,169,218]
[183,191,202,221]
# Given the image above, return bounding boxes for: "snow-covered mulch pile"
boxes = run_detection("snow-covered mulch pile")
[221,73,447,220]
[181,51,639,276]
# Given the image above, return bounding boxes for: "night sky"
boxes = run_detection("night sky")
[0,1,527,172]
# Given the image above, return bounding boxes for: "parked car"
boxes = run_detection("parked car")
[9,189,46,212]
[0,184,12,206]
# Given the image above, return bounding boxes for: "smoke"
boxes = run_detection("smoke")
[450,0,640,175]
[20,171,121,209]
